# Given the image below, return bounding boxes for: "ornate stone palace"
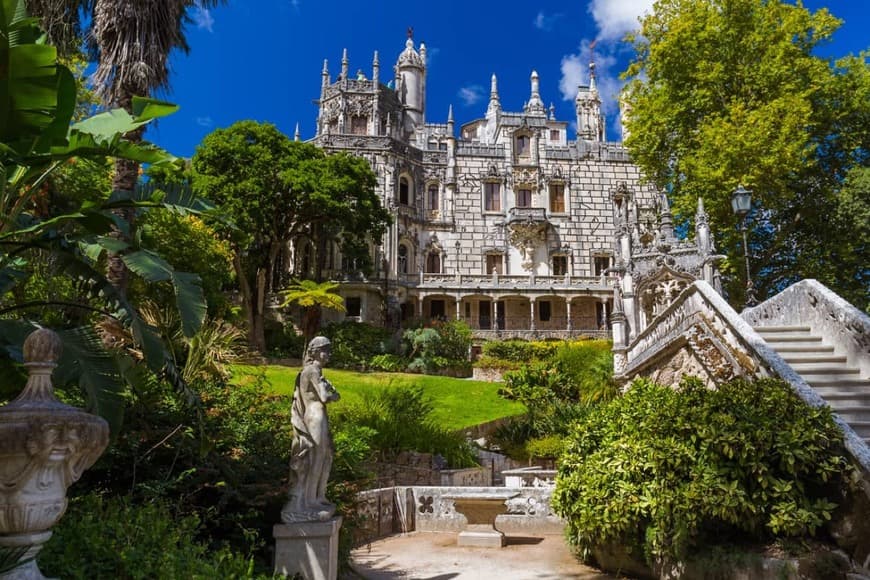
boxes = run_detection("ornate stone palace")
[304,32,662,339]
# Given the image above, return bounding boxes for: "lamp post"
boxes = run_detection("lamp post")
[730,184,757,308]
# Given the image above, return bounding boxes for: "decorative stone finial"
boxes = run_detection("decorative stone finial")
[23,328,62,366]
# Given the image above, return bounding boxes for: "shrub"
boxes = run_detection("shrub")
[334,385,477,468]
[368,353,408,372]
[403,320,471,374]
[323,321,394,369]
[481,339,559,363]
[553,376,853,564]
[525,435,566,461]
[40,494,266,579]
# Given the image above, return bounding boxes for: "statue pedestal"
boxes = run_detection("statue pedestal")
[273,516,342,580]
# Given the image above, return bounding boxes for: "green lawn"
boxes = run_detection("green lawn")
[233,365,525,431]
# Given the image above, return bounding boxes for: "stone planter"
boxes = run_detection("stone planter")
[0,329,109,579]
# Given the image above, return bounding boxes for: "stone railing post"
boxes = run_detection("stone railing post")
[0,329,109,579]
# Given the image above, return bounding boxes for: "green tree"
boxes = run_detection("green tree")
[192,121,389,353]
[280,279,345,346]
[622,0,870,308]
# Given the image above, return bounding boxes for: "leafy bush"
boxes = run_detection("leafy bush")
[481,339,560,364]
[491,340,616,460]
[334,385,477,468]
[40,494,266,579]
[322,321,394,369]
[368,353,408,372]
[525,434,566,461]
[553,377,853,564]
[403,319,472,374]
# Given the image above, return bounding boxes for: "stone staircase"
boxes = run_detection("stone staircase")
[754,325,870,443]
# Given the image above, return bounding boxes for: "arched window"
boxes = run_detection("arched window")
[426,253,441,273]
[397,244,409,274]
[399,177,411,205]
[427,184,439,212]
[515,134,530,156]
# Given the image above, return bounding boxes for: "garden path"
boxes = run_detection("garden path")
[348,532,615,579]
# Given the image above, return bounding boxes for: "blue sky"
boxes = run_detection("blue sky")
[144,0,869,158]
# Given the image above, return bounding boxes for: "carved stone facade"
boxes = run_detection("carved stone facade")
[609,194,725,375]
[304,33,660,338]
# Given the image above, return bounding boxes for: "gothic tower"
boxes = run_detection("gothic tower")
[395,28,426,131]
[575,61,605,142]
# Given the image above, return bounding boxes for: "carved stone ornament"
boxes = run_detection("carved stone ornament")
[508,222,547,271]
[0,328,109,579]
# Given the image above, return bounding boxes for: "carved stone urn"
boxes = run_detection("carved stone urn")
[0,329,109,579]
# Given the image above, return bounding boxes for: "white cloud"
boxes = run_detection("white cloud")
[457,85,484,107]
[588,0,653,41]
[533,11,562,32]
[192,7,214,33]
[424,46,440,67]
[195,116,214,128]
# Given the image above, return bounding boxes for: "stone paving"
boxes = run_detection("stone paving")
[349,532,617,580]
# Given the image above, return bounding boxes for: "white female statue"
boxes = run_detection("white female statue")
[281,336,341,522]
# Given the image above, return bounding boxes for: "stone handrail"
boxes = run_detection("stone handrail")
[624,280,870,474]
[742,279,870,379]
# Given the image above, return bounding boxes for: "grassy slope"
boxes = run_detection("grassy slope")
[234,365,525,431]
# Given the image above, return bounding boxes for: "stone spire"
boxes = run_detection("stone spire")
[447,104,454,135]
[549,103,556,120]
[340,48,349,81]
[321,59,329,88]
[294,123,301,142]
[526,70,546,115]
[575,59,605,142]
[372,50,380,85]
[658,192,675,241]
[487,73,501,114]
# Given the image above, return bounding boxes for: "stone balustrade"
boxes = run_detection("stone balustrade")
[354,486,564,546]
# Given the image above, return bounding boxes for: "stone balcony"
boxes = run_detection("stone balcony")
[412,272,615,292]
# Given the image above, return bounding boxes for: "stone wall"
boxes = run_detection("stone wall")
[364,451,490,488]
[354,485,564,546]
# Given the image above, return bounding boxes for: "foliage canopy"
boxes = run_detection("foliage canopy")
[623,0,870,308]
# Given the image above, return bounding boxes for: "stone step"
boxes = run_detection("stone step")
[807,378,870,390]
[829,407,870,425]
[844,420,870,439]
[820,392,870,407]
[771,343,835,354]
[780,354,848,365]
[762,335,824,344]
[790,363,861,375]
[754,325,813,334]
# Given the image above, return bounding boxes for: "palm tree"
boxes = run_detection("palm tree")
[26,0,227,295]
[280,280,346,346]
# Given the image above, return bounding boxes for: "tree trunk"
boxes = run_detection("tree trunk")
[233,252,261,353]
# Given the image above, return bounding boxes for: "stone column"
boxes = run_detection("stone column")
[529,299,536,332]
[455,296,461,320]
[418,298,424,320]
[274,518,342,580]
[566,300,573,332]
